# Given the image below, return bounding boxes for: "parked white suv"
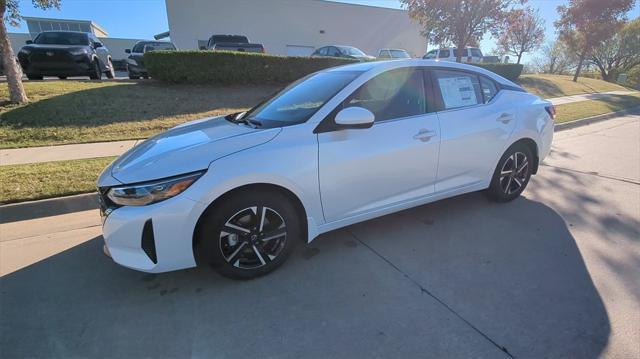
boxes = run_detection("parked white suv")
[423,47,483,63]
[98,60,554,279]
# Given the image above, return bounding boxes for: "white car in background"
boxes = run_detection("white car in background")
[97,60,554,279]
[424,47,484,63]
[378,48,411,59]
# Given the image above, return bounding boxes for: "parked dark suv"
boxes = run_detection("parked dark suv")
[125,41,176,79]
[17,31,114,80]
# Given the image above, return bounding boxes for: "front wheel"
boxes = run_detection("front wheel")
[88,60,101,80]
[197,190,301,279]
[486,143,533,202]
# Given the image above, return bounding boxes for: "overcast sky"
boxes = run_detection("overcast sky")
[7,0,640,64]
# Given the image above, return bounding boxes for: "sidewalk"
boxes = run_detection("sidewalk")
[547,90,637,105]
[1,90,637,167]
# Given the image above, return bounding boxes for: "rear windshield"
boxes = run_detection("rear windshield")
[210,35,248,44]
[34,32,89,46]
[133,42,176,53]
[243,71,362,126]
[390,50,410,58]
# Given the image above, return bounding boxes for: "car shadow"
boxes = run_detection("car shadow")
[0,194,610,358]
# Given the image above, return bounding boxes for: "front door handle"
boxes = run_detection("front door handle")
[496,113,514,124]
[413,129,436,142]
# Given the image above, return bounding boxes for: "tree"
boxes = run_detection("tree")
[531,40,577,75]
[401,0,519,63]
[496,7,544,64]
[555,0,635,82]
[589,18,640,82]
[0,0,60,104]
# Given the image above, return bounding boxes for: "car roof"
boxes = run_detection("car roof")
[327,59,520,88]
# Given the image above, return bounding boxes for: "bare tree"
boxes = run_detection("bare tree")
[401,0,518,62]
[496,7,545,64]
[1,0,60,104]
[531,40,577,74]
[555,0,635,82]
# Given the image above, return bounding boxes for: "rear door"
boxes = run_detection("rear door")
[432,69,516,192]
[318,68,440,222]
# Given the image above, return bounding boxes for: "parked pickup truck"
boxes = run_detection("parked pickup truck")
[203,35,265,53]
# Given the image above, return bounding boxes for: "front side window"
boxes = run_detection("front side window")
[438,49,450,58]
[390,50,411,59]
[243,71,361,126]
[34,32,89,45]
[337,46,366,57]
[434,70,482,110]
[470,48,483,57]
[379,50,390,58]
[424,50,437,59]
[480,76,498,103]
[345,68,426,122]
[327,47,340,57]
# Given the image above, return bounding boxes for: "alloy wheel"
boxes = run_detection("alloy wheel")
[499,151,529,194]
[219,206,287,270]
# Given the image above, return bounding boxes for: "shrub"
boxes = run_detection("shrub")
[473,63,524,81]
[145,51,358,84]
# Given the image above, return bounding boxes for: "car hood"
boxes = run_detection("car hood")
[22,44,88,51]
[100,116,281,185]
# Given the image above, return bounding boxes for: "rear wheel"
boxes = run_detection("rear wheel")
[486,143,533,202]
[105,59,115,79]
[197,190,300,279]
[88,60,101,80]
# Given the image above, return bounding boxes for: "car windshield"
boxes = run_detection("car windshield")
[135,42,176,52]
[390,50,410,58]
[34,32,89,45]
[338,46,366,56]
[242,71,362,126]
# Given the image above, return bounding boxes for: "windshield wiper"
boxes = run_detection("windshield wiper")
[225,113,262,128]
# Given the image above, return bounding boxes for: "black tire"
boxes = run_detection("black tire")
[486,143,533,202]
[197,190,301,279]
[105,59,115,79]
[58,76,67,80]
[88,60,101,80]
[128,71,140,80]
[143,75,150,79]
[26,74,43,80]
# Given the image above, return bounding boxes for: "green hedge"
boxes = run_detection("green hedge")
[473,63,524,82]
[144,51,358,84]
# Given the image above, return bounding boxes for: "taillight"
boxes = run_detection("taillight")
[545,105,556,120]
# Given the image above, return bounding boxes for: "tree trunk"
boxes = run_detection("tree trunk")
[517,52,523,65]
[0,14,28,104]
[456,40,465,63]
[572,51,586,82]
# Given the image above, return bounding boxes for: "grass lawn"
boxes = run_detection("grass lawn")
[519,74,630,99]
[554,93,640,123]
[0,80,280,149]
[0,157,115,204]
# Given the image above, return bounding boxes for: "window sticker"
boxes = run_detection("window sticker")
[438,76,478,109]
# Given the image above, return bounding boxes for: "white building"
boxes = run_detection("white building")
[165,0,426,57]
[7,17,143,61]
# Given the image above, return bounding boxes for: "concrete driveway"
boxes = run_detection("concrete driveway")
[1,115,638,358]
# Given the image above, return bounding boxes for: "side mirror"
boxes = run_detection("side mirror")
[94,42,103,48]
[26,40,33,44]
[334,107,374,129]
[125,49,131,54]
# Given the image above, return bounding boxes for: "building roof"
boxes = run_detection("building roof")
[22,16,109,37]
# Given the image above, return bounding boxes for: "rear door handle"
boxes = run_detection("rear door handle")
[496,113,514,124]
[413,129,436,142]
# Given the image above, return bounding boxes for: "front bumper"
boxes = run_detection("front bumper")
[100,193,207,273]
[18,52,93,76]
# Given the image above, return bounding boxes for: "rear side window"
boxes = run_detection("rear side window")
[319,47,328,56]
[327,47,340,57]
[480,76,498,103]
[438,49,450,58]
[470,48,483,57]
[346,68,426,122]
[434,70,482,110]
[424,50,437,59]
[379,50,390,58]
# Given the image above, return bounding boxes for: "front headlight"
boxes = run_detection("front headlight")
[69,48,88,56]
[107,171,204,206]
[126,58,138,66]
[19,48,31,55]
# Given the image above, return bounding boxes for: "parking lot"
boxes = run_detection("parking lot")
[1,115,639,358]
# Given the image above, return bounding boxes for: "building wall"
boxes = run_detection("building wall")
[165,0,426,57]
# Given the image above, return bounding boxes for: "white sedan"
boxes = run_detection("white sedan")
[97,60,554,279]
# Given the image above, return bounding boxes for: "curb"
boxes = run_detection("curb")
[0,193,98,224]
[554,106,640,131]
[2,106,639,224]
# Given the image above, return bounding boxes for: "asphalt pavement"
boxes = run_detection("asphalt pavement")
[1,115,638,358]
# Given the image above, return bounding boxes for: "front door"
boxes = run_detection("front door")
[318,68,440,223]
